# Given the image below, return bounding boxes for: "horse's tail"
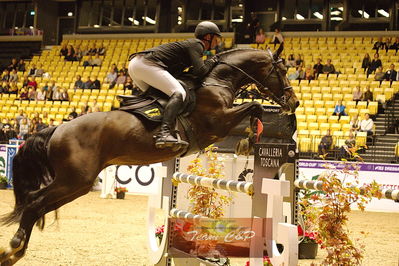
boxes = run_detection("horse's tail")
[1,126,58,226]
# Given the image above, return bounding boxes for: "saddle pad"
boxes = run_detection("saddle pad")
[119,101,163,122]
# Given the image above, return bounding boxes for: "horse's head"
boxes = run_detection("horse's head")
[255,45,299,114]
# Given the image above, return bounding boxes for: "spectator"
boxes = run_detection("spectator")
[60,44,68,56]
[18,118,29,139]
[367,53,382,75]
[115,71,127,85]
[9,69,18,82]
[7,58,18,71]
[111,63,118,73]
[83,55,93,67]
[41,81,49,92]
[28,86,36,100]
[51,86,61,100]
[74,47,83,61]
[48,119,55,127]
[372,37,386,53]
[2,124,17,141]
[304,65,314,80]
[8,82,18,94]
[322,59,336,75]
[255,28,266,45]
[353,86,363,103]
[74,75,84,90]
[21,75,29,87]
[68,107,78,119]
[0,81,10,93]
[339,131,357,161]
[313,58,323,77]
[83,76,92,90]
[361,53,371,73]
[27,76,37,89]
[106,69,117,84]
[271,28,284,48]
[35,118,47,132]
[90,76,101,90]
[359,113,374,136]
[97,44,106,56]
[36,87,47,101]
[88,43,98,56]
[124,76,134,90]
[19,88,28,100]
[47,80,57,99]
[35,63,44,77]
[248,12,260,43]
[59,88,69,101]
[15,110,25,125]
[350,114,360,132]
[374,66,385,81]
[384,64,397,82]
[295,54,304,68]
[318,129,333,159]
[363,85,373,102]
[286,54,296,68]
[1,70,10,81]
[91,54,102,66]
[17,59,26,72]
[333,100,347,118]
[65,47,77,61]
[28,64,37,76]
[390,37,399,54]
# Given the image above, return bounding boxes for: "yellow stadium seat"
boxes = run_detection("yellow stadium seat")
[343,94,353,102]
[298,129,309,137]
[312,93,322,101]
[348,108,359,117]
[319,123,330,132]
[328,116,339,123]
[368,102,378,114]
[306,115,317,123]
[298,122,308,131]
[356,132,367,146]
[296,107,304,115]
[308,122,319,131]
[321,87,331,94]
[339,116,350,125]
[303,100,314,107]
[345,101,356,110]
[325,101,335,108]
[330,123,341,132]
[323,94,333,101]
[317,115,328,123]
[305,107,315,115]
[357,101,367,110]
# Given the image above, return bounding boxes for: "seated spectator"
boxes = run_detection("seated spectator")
[51,86,61,100]
[28,86,36,100]
[88,44,98,56]
[83,76,92,89]
[74,75,84,90]
[350,114,360,132]
[124,77,134,90]
[59,88,69,101]
[27,76,37,89]
[74,47,83,61]
[65,47,77,61]
[8,82,18,94]
[48,119,55,127]
[0,81,10,94]
[389,37,399,54]
[1,70,10,81]
[361,53,371,73]
[28,64,37,76]
[111,63,118,73]
[35,118,48,132]
[69,107,78,119]
[89,76,101,90]
[35,63,44,77]
[363,86,373,102]
[271,28,283,48]
[286,54,295,68]
[93,106,101,112]
[318,129,333,159]
[47,80,57,99]
[60,44,68,56]
[41,81,49,92]
[322,59,336,75]
[36,87,46,101]
[21,75,29,87]
[372,37,386,53]
[374,66,385,81]
[313,58,323,77]
[295,54,304,68]
[2,124,17,141]
[9,69,18,82]
[17,59,26,72]
[304,65,314,80]
[353,86,363,103]
[106,68,117,84]
[384,64,397,82]
[7,58,18,71]
[19,88,28,100]
[332,100,347,118]
[15,110,25,125]
[367,53,382,75]
[359,113,374,136]
[339,131,357,161]
[91,54,102,66]
[115,71,127,85]
[255,28,266,44]
[83,55,93,67]
[98,45,106,56]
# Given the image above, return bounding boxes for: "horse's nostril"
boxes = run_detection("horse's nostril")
[295,101,300,108]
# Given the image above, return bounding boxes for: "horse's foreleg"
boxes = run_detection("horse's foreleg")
[219,101,263,136]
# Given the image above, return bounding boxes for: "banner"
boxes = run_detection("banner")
[0,145,7,180]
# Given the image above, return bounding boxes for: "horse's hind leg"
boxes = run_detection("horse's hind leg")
[0,173,95,266]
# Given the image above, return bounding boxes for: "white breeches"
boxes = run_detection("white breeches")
[128,54,186,100]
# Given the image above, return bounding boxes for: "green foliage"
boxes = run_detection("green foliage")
[0,175,7,185]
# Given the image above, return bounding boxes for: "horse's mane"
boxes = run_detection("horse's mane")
[217,48,271,59]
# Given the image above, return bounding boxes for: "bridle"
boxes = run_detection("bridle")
[218,50,292,108]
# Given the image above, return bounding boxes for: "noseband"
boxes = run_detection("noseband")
[219,51,292,108]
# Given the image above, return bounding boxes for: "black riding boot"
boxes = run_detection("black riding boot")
[155,93,188,148]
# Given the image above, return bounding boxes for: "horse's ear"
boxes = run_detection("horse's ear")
[273,43,284,61]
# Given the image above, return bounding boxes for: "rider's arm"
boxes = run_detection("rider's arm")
[188,42,218,79]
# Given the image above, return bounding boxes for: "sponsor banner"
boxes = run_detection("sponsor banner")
[169,217,272,258]
[298,159,399,212]
[0,145,7,180]
[6,146,17,186]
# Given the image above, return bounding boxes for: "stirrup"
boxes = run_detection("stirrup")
[155,137,188,149]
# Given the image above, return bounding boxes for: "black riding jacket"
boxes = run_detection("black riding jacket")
[133,38,217,79]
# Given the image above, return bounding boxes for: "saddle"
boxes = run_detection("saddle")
[117,80,196,122]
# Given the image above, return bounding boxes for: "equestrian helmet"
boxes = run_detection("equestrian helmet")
[195,21,221,39]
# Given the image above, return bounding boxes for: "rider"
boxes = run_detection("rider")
[128,21,222,149]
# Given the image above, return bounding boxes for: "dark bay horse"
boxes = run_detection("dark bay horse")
[0,47,298,265]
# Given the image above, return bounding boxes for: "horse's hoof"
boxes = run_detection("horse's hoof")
[1,259,12,266]
[0,248,6,260]
[10,230,25,250]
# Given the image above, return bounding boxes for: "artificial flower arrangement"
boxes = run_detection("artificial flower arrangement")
[115,187,128,193]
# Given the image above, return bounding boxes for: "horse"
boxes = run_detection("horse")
[0,46,299,265]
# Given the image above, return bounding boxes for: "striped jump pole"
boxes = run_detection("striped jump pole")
[169,208,205,220]
[294,179,399,201]
[172,172,254,195]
